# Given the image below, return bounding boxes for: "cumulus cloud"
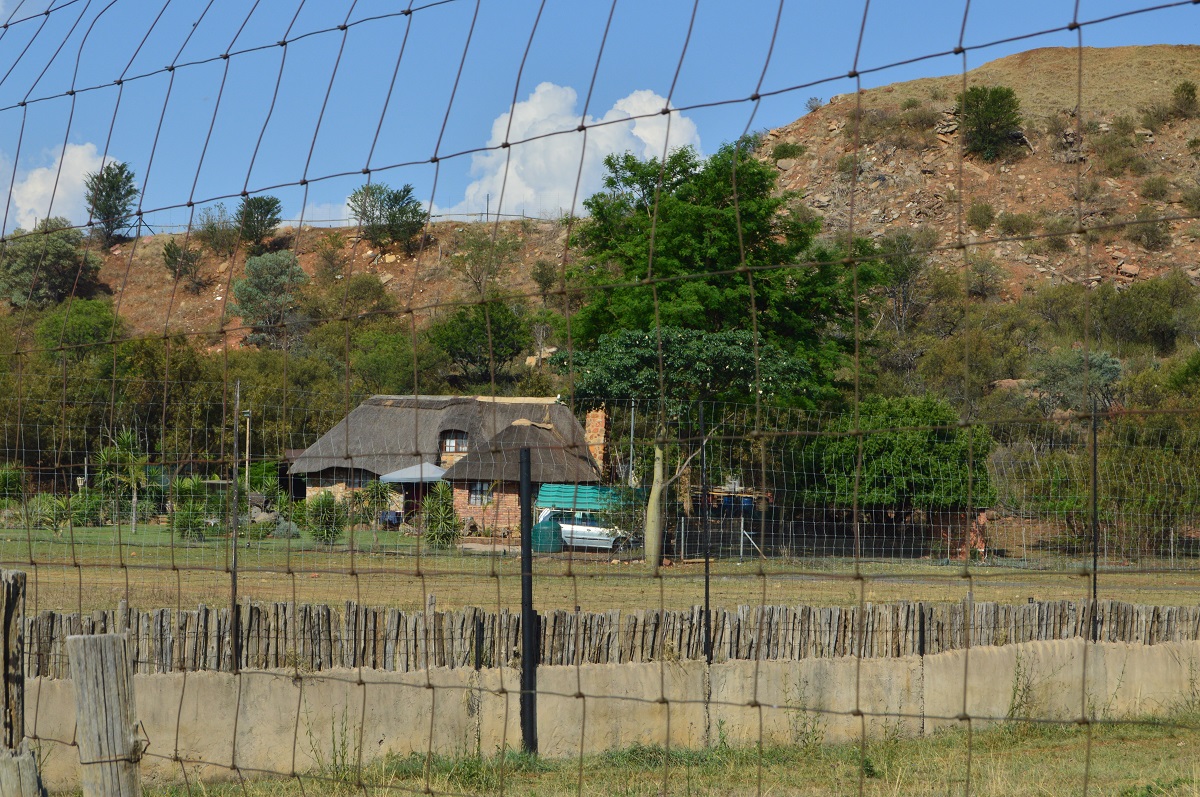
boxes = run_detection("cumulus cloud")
[298,199,352,228]
[9,142,106,231]
[437,83,700,218]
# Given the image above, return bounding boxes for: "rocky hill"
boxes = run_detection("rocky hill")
[91,45,1200,341]
[761,45,1200,298]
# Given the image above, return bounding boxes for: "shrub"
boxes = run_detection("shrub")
[26,493,68,533]
[0,465,22,502]
[171,499,207,540]
[1042,216,1074,252]
[1173,80,1198,119]
[997,212,1037,236]
[771,141,806,161]
[835,154,857,175]
[1181,186,1200,215]
[306,490,347,547]
[957,85,1023,161]
[966,201,995,232]
[420,482,461,549]
[901,97,921,110]
[313,231,347,281]
[1140,101,1172,132]
[195,203,239,258]
[162,238,204,293]
[1188,137,1200,156]
[348,183,427,253]
[901,105,940,130]
[245,521,275,541]
[966,254,1003,299]
[1140,176,1170,201]
[805,97,822,113]
[0,218,102,309]
[69,489,104,527]
[1124,207,1171,251]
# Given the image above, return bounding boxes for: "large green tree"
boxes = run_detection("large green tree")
[575,139,863,388]
[0,217,101,308]
[428,301,531,386]
[84,161,139,244]
[957,86,1023,162]
[562,326,812,567]
[231,251,309,348]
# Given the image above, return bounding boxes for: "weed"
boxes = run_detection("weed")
[967,201,995,232]
[998,212,1038,237]
[1141,176,1171,201]
[836,154,858,176]
[771,141,806,161]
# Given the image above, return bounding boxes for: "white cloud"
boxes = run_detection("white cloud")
[9,142,106,231]
[437,82,700,218]
[297,200,352,228]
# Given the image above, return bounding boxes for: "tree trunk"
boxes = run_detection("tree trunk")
[130,487,137,536]
[643,433,666,570]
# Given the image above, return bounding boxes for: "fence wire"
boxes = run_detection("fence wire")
[0,1,1199,795]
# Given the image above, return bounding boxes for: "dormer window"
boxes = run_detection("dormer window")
[438,430,468,466]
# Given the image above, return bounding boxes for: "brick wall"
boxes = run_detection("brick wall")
[585,407,608,473]
[452,481,523,536]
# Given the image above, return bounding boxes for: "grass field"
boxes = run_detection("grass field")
[120,710,1200,796]
[3,522,1199,615]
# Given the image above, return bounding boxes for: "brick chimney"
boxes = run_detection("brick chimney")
[584,407,608,474]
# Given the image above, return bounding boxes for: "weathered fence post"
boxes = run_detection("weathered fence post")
[66,634,140,797]
[0,569,46,797]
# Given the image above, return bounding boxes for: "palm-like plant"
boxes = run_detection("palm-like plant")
[95,429,149,534]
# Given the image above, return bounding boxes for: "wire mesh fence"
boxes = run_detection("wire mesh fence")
[0,0,1199,794]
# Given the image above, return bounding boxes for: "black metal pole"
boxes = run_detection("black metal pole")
[230,381,241,673]
[700,402,712,664]
[1091,397,1099,643]
[519,448,537,754]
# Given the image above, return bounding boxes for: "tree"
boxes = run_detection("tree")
[574,139,862,386]
[0,217,102,308]
[348,182,427,253]
[231,251,309,348]
[84,161,139,244]
[95,428,149,534]
[427,301,531,385]
[34,299,122,363]
[306,490,347,547]
[235,195,282,255]
[450,226,521,299]
[957,85,1023,161]
[562,326,813,567]
[804,395,995,510]
[162,238,204,293]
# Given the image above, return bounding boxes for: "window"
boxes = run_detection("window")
[439,430,468,454]
[468,481,492,506]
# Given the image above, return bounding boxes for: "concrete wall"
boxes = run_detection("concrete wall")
[27,639,1200,791]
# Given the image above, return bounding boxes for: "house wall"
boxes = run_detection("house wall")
[453,482,523,535]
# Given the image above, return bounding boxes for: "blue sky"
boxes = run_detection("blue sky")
[0,0,1194,235]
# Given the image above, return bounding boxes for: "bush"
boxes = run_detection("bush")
[966,254,1003,299]
[997,212,1037,236]
[245,521,274,541]
[835,155,857,175]
[420,482,461,549]
[957,85,1023,161]
[0,464,24,502]
[1173,80,1198,119]
[26,493,68,533]
[771,141,806,161]
[1042,216,1074,252]
[1188,137,1200,156]
[966,201,995,232]
[1124,207,1171,251]
[195,203,239,258]
[1181,186,1200,215]
[171,499,207,540]
[162,238,204,293]
[1140,101,1173,132]
[1140,176,1170,201]
[805,97,822,113]
[0,218,102,309]
[306,491,347,547]
[348,183,427,253]
[69,489,104,527]
[901,97,921,110]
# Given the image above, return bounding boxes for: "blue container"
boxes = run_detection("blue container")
[530,519,563,553]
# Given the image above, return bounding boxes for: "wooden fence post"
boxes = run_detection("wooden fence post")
[0,569,46,797]
[66,634,140,797]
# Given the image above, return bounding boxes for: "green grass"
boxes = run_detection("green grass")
[124,711,1200,796]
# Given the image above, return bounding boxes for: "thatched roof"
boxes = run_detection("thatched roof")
[288,395,594,481]
[440,420,600,484]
